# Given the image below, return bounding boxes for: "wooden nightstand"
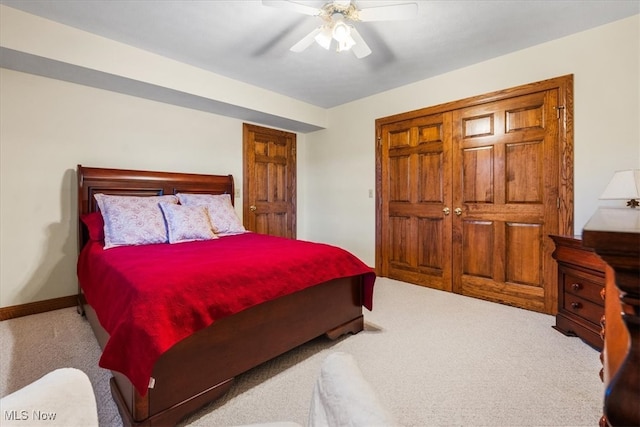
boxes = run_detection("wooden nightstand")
[550,235,606,350]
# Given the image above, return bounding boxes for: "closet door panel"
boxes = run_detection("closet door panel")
[389,155,411,202]
[389,216,412,267]
[380,113,453,291]
[505,141,543,203]
[452,90,559,312]
[418,216,445,271]
[461,146,494,203]
[419,152,444,203]
[462,220,493,278]
[505,222,542,286]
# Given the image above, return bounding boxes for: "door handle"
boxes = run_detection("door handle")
[443,207,450,216]
[454,207,462,216]
[250,205,257,212]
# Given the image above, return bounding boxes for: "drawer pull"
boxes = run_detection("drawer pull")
[571,301,582,310]
[571,283,582,291]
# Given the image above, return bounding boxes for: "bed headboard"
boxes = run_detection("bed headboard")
[77,165,235,250]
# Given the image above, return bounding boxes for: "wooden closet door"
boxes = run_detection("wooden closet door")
[378,113,453,291]
[451,90,560,313]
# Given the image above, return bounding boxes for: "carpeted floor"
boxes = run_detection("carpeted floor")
[0,278,604,426]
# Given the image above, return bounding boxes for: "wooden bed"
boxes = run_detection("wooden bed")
[76,165,368,427]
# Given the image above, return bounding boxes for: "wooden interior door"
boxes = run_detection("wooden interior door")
[451,90,560,313]
[378,113,453,291]
[242,123,296,238]
[376,75,573,315]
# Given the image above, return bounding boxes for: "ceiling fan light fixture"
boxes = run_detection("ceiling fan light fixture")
[330,19,355,52]
[332,19,350,42]
[336,37,355,52]
[336,31,355,52]
[314,25,333,50]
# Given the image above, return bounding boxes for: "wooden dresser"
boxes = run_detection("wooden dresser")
[550,235,606,350]
[582,208,640,427]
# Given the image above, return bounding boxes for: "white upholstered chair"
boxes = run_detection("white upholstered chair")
[0,368,98,427]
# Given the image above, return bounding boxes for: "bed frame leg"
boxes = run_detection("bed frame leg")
[325,315,364,340]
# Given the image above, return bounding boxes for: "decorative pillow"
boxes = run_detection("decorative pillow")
[94,194,178,249]
[159,203,217,244]
[80,211,105,242]
[176,193,246,236]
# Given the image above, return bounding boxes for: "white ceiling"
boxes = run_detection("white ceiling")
[1,0,638,110]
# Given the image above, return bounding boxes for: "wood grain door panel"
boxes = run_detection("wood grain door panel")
[380,113,453,291]
[243,124,296,238]
[452,90,559,312]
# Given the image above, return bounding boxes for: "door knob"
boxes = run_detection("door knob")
[443,207,450,216]
[454,207,462,216]
[249,205,257,212]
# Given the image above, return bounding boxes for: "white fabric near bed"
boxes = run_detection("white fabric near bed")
[309,352,395,427]
[237,352,394,427]
[0,368,98,427]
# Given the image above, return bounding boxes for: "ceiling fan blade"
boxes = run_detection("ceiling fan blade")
[261,0,321,16]
[290,27,323,52]
[349,26,372,59]
[357,2,418,22]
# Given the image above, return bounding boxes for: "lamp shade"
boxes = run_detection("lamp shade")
[600,170,640,200]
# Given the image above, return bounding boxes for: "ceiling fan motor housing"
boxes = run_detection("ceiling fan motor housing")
[320,1,360,22]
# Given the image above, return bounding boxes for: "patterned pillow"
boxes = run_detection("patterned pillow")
[176,193,246,236]
[94,194,178,249]
[159,203,217,244]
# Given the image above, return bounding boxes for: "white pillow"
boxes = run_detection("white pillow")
[176,193,246,236]
[159,203,217,243]
[94,194,178,249]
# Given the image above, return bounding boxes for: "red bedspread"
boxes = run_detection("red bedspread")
[77,232,375,395]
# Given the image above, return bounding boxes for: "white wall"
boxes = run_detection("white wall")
[1,14,638,308]
[0,69,261,306]
[302,14,640,265]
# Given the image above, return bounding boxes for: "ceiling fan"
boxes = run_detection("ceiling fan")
[262,1,418,58]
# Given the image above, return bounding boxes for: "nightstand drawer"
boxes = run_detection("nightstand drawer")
[563,272,604,305]
[563,294,602,325]
[551,235,606,350]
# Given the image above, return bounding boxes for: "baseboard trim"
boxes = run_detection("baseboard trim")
[0,295,77,321]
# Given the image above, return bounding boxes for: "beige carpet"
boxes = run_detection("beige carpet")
[0,278,604,426]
